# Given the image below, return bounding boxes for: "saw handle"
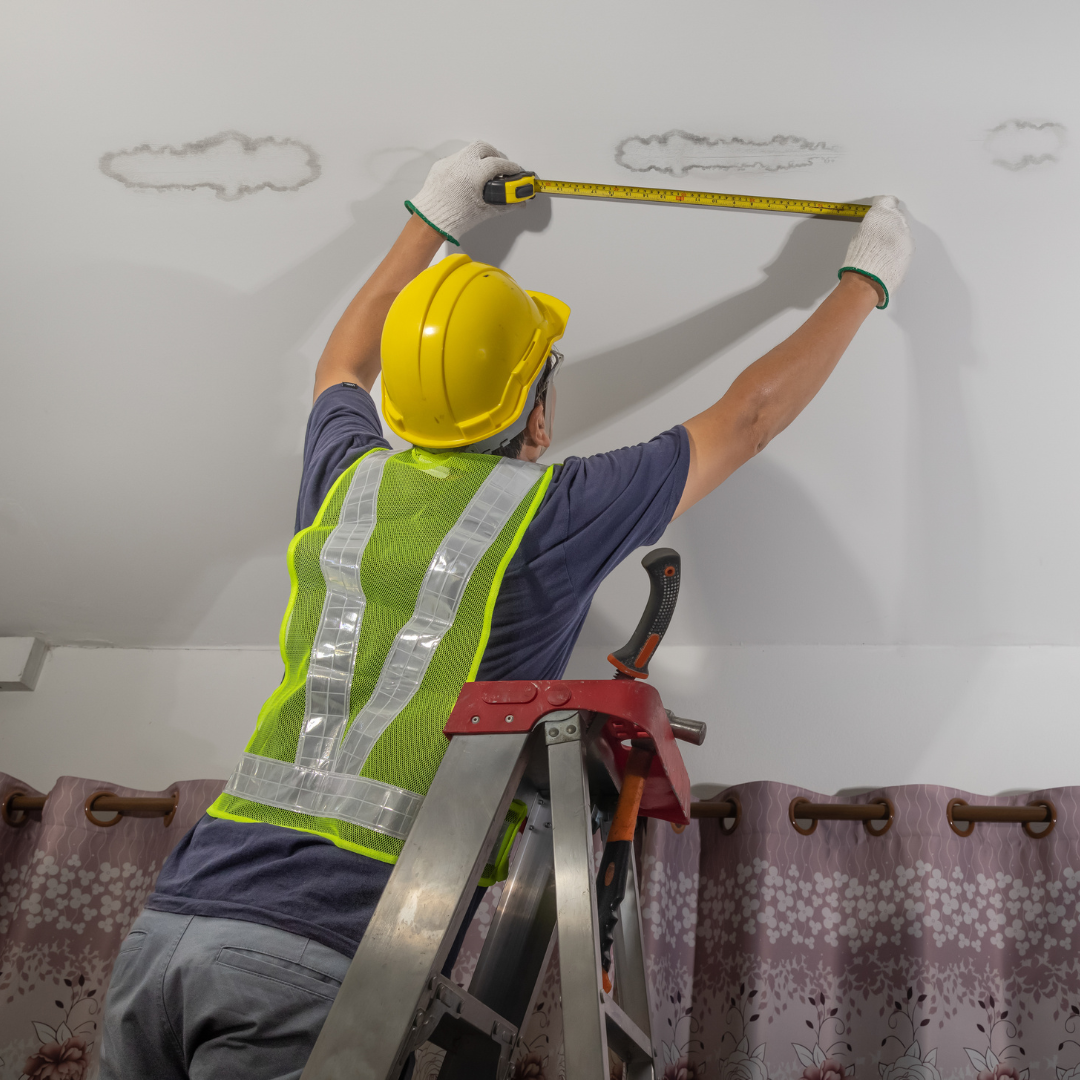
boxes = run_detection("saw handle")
[607,548,681,679]
[482,171,540,205]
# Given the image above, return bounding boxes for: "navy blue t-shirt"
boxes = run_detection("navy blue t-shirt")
[148,383,689,956]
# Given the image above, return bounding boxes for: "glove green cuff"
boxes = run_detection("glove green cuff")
[404,201,460,247]
[838,267,889,310]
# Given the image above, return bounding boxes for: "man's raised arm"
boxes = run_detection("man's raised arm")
[313,215,444,399]
[313,141,523,401]
[674,196,914,518]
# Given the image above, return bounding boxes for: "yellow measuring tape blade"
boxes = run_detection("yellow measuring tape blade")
[536,178,868,220]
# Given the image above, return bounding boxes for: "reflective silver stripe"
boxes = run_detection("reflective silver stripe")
[224,453,543,843]
[224,752,422,841]
[294,450,392,771]
[333,458,544,777]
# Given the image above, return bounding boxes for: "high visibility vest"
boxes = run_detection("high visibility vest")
[208,446,553,864]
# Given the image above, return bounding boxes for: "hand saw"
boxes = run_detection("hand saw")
[483,170,868,220]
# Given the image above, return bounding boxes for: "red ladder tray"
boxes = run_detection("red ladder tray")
[445,679,691,825]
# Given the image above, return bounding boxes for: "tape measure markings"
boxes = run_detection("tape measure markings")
[481,170,868,220]
[537,178,868,219]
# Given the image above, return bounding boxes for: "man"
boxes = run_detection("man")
[100,141,912,1078]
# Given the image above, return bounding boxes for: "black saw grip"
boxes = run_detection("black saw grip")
[607,547,681,679]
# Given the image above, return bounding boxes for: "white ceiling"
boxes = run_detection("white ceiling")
[2,0,1079,649]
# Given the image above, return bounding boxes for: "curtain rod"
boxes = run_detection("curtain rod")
[1,789,1059,839]
[690,796,1057,839]
[2,789,179,829]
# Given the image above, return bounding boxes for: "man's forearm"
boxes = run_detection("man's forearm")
[675,271,881,516]
[729,271,882,451]
[313,214,444,401]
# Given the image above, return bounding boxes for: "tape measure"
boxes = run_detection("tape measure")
[483,170,868,220]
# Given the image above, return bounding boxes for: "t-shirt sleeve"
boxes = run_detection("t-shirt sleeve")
[546,425,690,594]
[475,425,690,683]
[295,383,392,532]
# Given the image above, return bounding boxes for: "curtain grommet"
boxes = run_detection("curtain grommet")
[670,821,686,834]
[2,790,31,829]
[863,797,895,837]
[1023,799,1056,839]
[85,791,123,828]
[719,792,742,835]
[946,798,975,837]
[163,791,179,828]
[789,797,817,836]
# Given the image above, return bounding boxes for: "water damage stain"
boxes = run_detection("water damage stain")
[615,130,838,177]
[100,130,321,200]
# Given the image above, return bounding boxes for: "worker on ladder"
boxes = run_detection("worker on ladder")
[100,141,913,1079]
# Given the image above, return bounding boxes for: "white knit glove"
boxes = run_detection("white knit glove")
[838,195,914,309]
[405,141,523,246]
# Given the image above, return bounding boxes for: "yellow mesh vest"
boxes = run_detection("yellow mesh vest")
[209,447,553,863]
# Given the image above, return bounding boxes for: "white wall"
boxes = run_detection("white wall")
[2,1,1080,796]
[0,647,278,793]
[3,643,1079,798]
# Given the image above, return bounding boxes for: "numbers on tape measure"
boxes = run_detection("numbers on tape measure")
[536,179,868,220]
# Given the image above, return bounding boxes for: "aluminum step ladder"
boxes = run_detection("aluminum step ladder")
[302,550,702,1080]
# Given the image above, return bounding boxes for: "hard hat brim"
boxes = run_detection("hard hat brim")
[526,292,570,344]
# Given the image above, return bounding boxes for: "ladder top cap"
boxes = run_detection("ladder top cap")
[446,680,691,825]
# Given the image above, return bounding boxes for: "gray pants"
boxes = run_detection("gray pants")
[100,909,353,1080]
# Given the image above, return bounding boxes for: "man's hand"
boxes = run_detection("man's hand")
[838,195,914,309]
[674,199,914,518]
[405,140,523,246]
[313,141,524,400]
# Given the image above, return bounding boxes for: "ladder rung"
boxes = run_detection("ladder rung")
[413,974,518,1055]
[602,994,653,1061]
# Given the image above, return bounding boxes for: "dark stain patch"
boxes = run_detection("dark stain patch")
[986,120,1066,171]
[99,130,321,200]
[615,130,838,177]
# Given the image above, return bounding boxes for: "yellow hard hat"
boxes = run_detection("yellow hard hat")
[381,254,570,449]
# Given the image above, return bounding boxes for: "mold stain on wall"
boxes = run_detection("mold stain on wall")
[99,130,321,200]
[986,120,1066,171]
[615,130,838,177]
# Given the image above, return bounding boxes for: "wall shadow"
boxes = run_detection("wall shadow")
[458,193,552,266]
[552,211,880,645]
[566,208,986,649]
[1,143,498,647]
[892,215,986,643]
[572,454,884,648]
[555,213,855,444]
[566,209,989,789]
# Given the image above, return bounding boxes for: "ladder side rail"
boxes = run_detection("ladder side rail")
[464,787,558,1027]
[301,729,534,1080]
[439,787,559,1080]
[546,715,611,1077]
[611,839,656,1080]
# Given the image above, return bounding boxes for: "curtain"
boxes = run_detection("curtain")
[495,782,1080,1080]
[446,783,1077,1080]
[671,783,1080,1080]
[0,773,223,1080]
[4,775,1076,1080]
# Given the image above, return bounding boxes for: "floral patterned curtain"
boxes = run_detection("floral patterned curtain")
[0,773,223,1080]
[4,774,1077,1080]
[638,782,1080,1080]
[449,782,1078,1080]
